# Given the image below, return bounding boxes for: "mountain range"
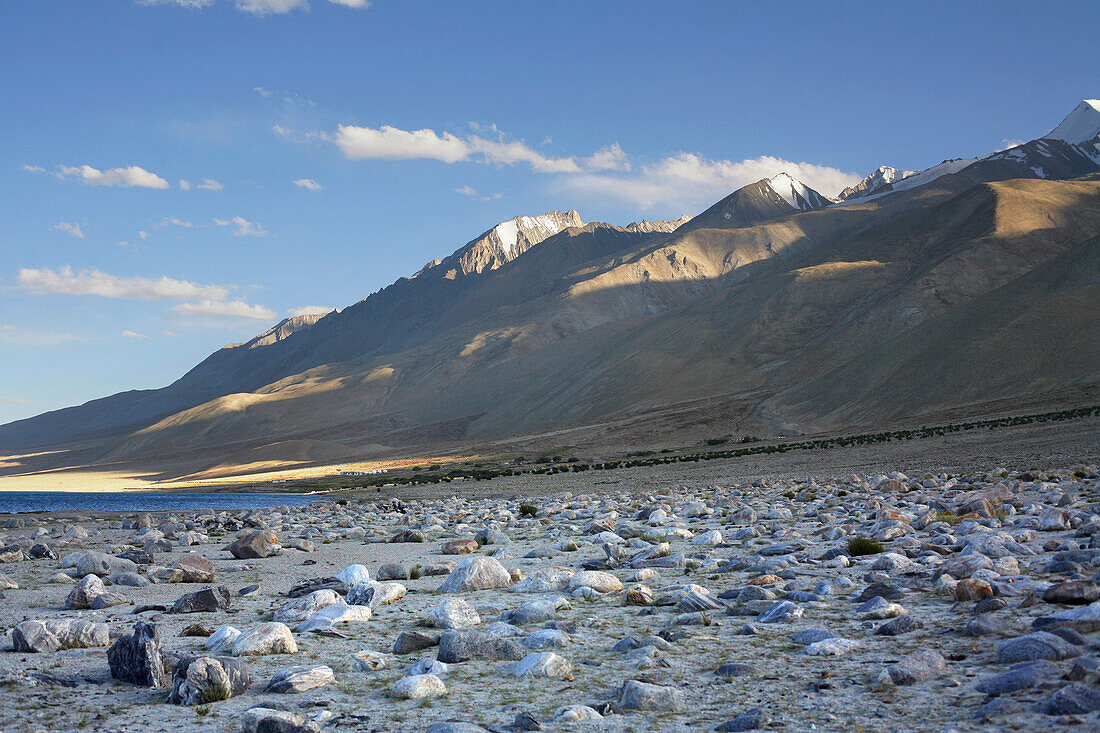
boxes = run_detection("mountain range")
[3,100,1099,481]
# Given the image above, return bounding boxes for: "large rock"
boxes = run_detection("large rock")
[65,573,107,609]
[425,598,481,629]
[511,651,572,678]
[997,631,1082,663]
[72,551,139,577]
[168,655,252,705]
[620,679,683,710]
[437,629,526,663]
[878,650,946,686]
[226,530,280,559]
[241,708,322,733]
[975,661,1060,696]
[264,664,335,693]
[568,571,623,594]
[12,619,109,652]
[437,556,513,593]
[108,622,170,687]
[232,622,298,656]
[1033,601,1100,633]
[275,589,339,623]
[1043,580,1100,605]
[346,580,407,607]
[393,629,440,655]
[170,586,232,614]
[443,539,479,555]
[389,674,448,699]
[176,554,216,583]
[205,626,242,653]
[296,600,372,633]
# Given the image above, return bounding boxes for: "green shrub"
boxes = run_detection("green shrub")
[519,503,538,517]
[847,536,884,556]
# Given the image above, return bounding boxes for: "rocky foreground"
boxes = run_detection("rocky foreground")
[0,466,1098,732]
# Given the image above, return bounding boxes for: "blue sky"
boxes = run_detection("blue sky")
[1,0,1097,424]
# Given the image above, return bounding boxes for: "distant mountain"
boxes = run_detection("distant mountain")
[3,101,1099,480]
[837,100,1100,205]
[683,173,830,231]
[838,166,918,201]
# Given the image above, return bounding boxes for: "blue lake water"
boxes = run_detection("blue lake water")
[0,491,319,514]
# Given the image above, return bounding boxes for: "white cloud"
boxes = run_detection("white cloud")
[234,0,309,15]
[172,299,277,320]
[0,397,30,404]
[121,330,148,339]
[16,266,229,301]
[334,123,593,173]
[294,178,323,191]
[288,305,332,317]
[196,178,224,190]
[336,125,471,163]
[555,152,862,210]
[142,0,368,11]
[214,216,269,237]
[54,164,170,189]
[582,143,632,172]
[139,0,216,7]
[54,222,86,239]
[998,138,1025,151]
[454,185,501,201]
[163,330,179,337]
[179,179,191,190]
[253,86,273,97]
[21,164,46,173]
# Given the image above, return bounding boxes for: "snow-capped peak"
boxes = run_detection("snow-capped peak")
[490,211,584,256]
[1045,99,1100,145]
[766,173,829,210]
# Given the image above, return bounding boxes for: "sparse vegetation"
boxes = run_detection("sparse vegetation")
[848,537,884,556]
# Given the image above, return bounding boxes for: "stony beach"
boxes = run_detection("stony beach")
[0,461,1099,733]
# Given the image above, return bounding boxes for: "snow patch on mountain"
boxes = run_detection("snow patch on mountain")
[766,173,830,210]
[1046,99,1100,145]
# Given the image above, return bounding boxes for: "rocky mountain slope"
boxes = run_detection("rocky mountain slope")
[3,102,1099,478]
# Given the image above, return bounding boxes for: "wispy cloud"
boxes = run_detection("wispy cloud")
[332,122,858,208]
[16,266,229,301]
[454,185,502,201]
[294,178,323,191]
[334,124,630,175]
[0,397,30,405]
[172,299,277,320]
[196,178,224,191]
[0,324,78,347]
[555,153,862,210]
[47,164,170,189]
[143,0,369,14]
[121,330,148,339]
[54,222,86,239]
[214,216,269,237]
[288,305,332,317]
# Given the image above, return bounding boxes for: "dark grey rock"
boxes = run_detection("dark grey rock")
[393,629,440,655]
[437,629,525,663]
[715,708,771,731]
[169,585,232,614]
[1043,683,1100,715]
[107,622,170,688]
[975,661,1060,696]
[997,631,1082,663]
